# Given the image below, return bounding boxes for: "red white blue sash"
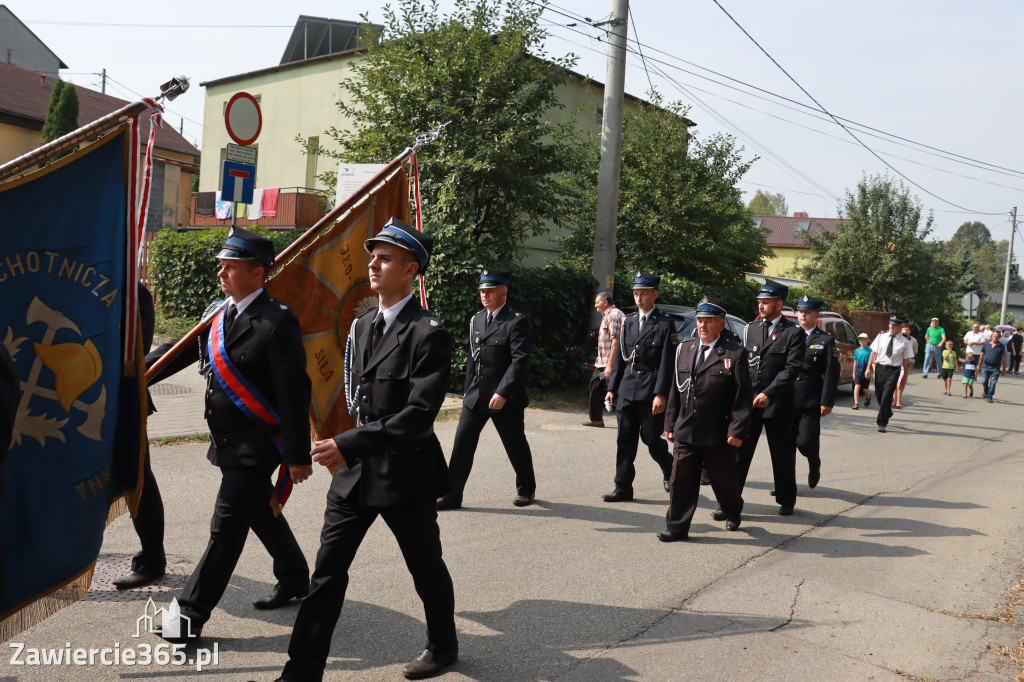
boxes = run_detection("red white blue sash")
[207,304,292,511]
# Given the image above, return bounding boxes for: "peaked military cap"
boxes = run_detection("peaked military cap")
[632,271,660,290]
[478,268,512,289]
[218,226,276,268]
[756,279,788,300]
[796,295,823,311]
[694,295,728,318]
[889,314,906,325]
[364,217,434,276]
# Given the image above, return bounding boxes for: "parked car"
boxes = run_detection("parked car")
[642,305,749,342]
[780,309,859,386]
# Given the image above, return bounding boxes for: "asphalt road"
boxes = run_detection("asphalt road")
[2,373,1022,681]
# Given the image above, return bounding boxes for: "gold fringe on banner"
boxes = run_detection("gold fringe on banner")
[0,561,96,643]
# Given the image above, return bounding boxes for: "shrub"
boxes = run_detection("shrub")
[149,227,299,319]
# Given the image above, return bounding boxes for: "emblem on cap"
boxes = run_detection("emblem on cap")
[801,295,809,303]
[482,269,489,276]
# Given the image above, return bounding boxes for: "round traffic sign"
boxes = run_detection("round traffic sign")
[224,92,262,146]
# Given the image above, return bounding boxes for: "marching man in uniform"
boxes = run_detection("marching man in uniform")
[437,268,536,509]
[603,272,676,502]
[867,315,914,433]
[659,296,752,542]
[147,227,312,640]
[792,296,840,489]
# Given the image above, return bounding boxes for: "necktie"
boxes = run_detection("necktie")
[369,312,385,357]
[224,303,237,334]
[885,333,894,361]
[761,318,770,346]
[639,314,647,333]
[486,311,493,330]
[695,345,709,372]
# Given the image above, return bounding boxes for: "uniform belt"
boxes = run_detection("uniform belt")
[210,425,281,448]
[796,372,823,381]
[628,361,656,372]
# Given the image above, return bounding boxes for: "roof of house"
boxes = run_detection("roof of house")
[983,291,1024,307]
[754,214,841,249]
[0,5,68,71]
[280,16,383,65]
[0,61,199,157]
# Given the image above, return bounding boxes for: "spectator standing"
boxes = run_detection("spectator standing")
[963,323,987,360]
[894,325,918,408]
[940,341,960,396]
[867,315,914,433]
[852,333,872,409]
[962,352,977,398]
[1010,328,1024,375]
[979,331,1007,403]
[921,317,946,378]
[583,292,625,427]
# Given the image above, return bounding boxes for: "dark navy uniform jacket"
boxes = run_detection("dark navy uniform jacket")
[794,326,841,410]
[664,334,753,447]
[742,315,805,419]
[148,290,312,470]
[608,307,677,403]
[463,306,531,411]
[333,300,453,509]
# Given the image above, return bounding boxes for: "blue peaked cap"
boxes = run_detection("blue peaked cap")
[756,279,788,300]
[479,268,511,289]
[695,295,728,317]
[632,271,660,289]
[795,295,823,311]
[218,226,276,268]
[364,217,433,276]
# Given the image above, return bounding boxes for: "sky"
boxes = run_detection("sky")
[9,0,1024,241]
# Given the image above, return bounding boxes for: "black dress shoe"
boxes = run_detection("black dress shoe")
[512,492,535,507]
[711,508,727,521]
[808,466,821,490]
[877,425,886,433]
[726,518,741,531]
[112,568,165,590]
[656,531,687,543]
[602,490,633,502]
[402,647,458,679]
[663,478,670,493]
[699,469,711,486]
[435,495,462,510]
[253,584,308,610]
[769,488,776,496]
[779,506,794,516]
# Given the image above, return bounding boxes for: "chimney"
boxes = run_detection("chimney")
[40,75,45,85]
[794,211,807,218]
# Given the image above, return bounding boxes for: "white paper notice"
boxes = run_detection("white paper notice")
[336,163,389,206]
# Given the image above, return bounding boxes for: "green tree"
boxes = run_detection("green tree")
[747,189,788,216]
[309,0,583,263]
[943,221,1022,293]
[561,93,767,298]
[949,221,991,251]
[800,173,961,333]
[41,79,79,143]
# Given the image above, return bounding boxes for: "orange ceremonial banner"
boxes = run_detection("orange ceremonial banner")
[266,164,410,440]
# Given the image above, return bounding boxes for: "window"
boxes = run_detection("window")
[753,219,763,229]
[796,220,810,232]
[305,135,320,189]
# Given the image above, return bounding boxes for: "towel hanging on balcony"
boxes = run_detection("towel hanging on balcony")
[246,188,264,220]
[262,187,279,217]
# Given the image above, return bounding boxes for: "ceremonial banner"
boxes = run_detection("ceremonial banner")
[266,164,410,440]
[0,128,146,637]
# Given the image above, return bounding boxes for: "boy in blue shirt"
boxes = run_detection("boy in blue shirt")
[962,352,977,398]
[853,332,872,409]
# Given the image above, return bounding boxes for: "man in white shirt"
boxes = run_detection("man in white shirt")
[963,323,986,359]
[867,315,914,433]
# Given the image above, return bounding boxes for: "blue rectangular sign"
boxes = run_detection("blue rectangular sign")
[221,161,255,205]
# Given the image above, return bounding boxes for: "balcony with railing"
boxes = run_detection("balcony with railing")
[189,187,327,229]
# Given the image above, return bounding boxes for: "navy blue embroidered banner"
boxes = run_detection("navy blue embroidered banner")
[0,128,145,634]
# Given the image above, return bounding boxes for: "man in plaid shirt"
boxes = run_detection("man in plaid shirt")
[584,292,626,427]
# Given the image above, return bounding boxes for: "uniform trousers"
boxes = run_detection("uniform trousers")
[793,408,822,468]
[1009,352,1022,374]
[129,446,166,575]
[736,407,797,508]
[613,398,673,493]
[448,406,536,498]
[179,462,309,626]
[666,442,743,537]
[282,486,457,681]
[587,367,608,422]
[874,365,902,427]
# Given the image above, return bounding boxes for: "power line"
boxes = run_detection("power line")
[709,0,1004,215]
[23,19,292,28]
[626,8,653,93]
[533,0,1024,180]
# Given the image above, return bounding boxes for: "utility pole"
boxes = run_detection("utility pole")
[590,0,629,324]
[100,68,106,94]
[1000,206,1016,325]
